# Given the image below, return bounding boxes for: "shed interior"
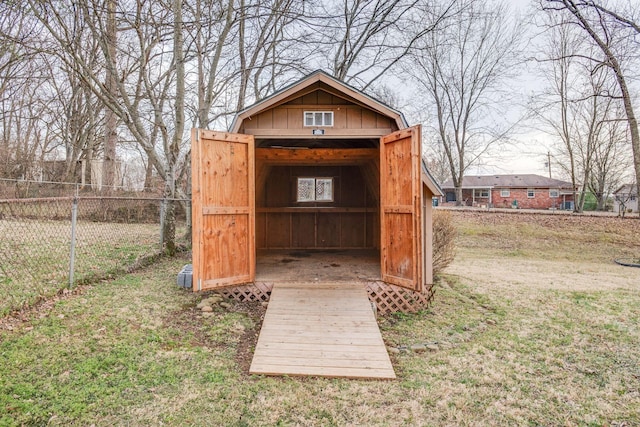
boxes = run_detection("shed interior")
[253,141,382,282]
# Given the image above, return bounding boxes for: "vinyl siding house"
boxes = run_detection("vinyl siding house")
[613,184,638,214]
[441,174,576,210]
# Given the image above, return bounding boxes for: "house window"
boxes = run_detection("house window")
[549,189,559,198]
[297,177,333,202]
[474,189,489,198]
[304,111,334,127]
[527,188,535,198]
[500,188,510,197]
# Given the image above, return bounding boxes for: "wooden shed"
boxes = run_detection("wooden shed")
[191,70,442,313]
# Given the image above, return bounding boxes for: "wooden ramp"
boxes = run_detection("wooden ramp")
[250,283,396,379]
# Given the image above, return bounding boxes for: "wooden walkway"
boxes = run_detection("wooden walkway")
[249,282,396,379]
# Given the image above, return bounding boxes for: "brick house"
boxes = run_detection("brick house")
[440,174,576,210]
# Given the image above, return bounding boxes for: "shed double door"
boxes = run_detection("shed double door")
[191,126,423,293]
[191,129,255,291]
[380,126,423,292]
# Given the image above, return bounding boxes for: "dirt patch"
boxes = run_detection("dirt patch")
[234,302,267,375]
[446,210,640,295]
[0,284,91,334]
[446,255,638,293]
[161,294,267,375]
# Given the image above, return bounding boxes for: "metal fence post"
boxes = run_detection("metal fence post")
[69,195,78,288]
[159,198,166,251]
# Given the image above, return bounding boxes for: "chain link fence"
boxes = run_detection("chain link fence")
[0,179,190,316]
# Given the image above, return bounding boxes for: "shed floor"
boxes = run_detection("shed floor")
[255,249,380,283]
[249,282,396,379]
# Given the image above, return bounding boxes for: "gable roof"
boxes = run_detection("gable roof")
[229,70,408,133]
[441,174,574,189]
[614,184,637,195]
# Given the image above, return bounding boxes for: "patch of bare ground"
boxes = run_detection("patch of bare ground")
[447,210,640,293]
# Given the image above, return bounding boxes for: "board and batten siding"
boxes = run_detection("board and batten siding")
[238,90,397,138]
[255,165,378,250]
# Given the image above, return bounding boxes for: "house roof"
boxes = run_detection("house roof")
[614,184,638,195]
[422,160,443,196]
[441,174,574,190]
[229,69,408,133]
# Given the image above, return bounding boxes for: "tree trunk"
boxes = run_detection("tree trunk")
[455,186,464,206]
[162,0,185,256]
[557,0,640,216]
[102,0,117,192]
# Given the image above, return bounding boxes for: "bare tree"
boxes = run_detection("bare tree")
[407,0,522,205]
[303,0,458,91]
[102,0,118,190]
[25,0,191,250]
[234,0,309,110]
[423,140,452,186]
[187,0,236,129]
[542,0,640,216]
[588,101,631,210]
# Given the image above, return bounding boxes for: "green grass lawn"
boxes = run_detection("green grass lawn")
[1,212,638,426]
[0,219,185,317]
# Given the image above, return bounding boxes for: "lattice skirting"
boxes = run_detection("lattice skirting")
[365,281,435,315]
[218,281,435,315]
[218,282,273,302]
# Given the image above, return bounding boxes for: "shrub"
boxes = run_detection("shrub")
[432,210,456,275]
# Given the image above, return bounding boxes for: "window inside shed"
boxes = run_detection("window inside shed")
[297,177,333,202]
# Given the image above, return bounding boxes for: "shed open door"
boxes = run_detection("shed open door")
[380,126,423,292]
[191,129,255,291]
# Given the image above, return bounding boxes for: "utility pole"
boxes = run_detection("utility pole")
[547,152,552,178]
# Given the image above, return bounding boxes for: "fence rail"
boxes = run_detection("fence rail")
[0,185,190,316]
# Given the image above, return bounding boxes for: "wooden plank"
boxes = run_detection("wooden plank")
[361,109,377,128]
[255,334,384,345]
[263,318,375,327]
[317,213,340,247]
[333,107,347,129]
[317,90,332,104]
[202,206,250,215]
[252,349,390,361]
[201,214,251,284]
[258,319,381,329]
[253,356,392,368]
[255,342,381,352]
[191,129,203,291]
[341,213,365,247]
[257,207,374,213]
[256,148,378,165]
[243,128,393,138]
[257,110,273,129]
[273,108,288,128]
[302,91,318,104]
[250,365,395,379]
[291,213,315,248]
[265,213,290,248]
[287,108,303,128]
[380,126,422,292]
[192,130,255,291]
[250,283,395,379]
[263,308,374,317]
[347,108,362,129]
